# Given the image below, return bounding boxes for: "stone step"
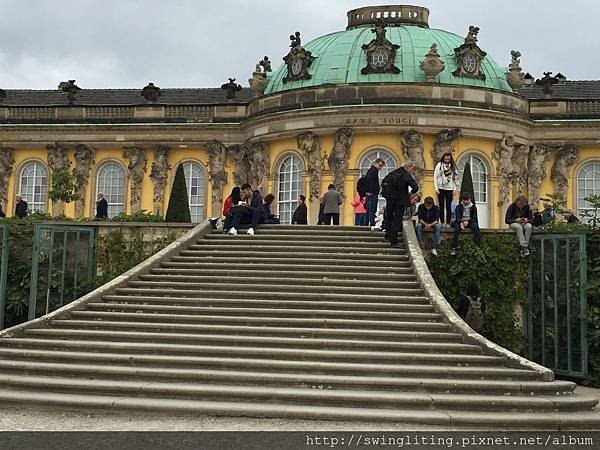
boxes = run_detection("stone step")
[114,287,426,302]
[160,261,414,274]
[0,359,575,395]
[86,303,442,322]
[48,320,463,342]
[3,388,597,428]
[150,267,417,280]
[68,310,452,330]
[101,295,434,311]
[25,329,480,353]
[169,255,413,267]
[122,281,424,296]
[202,234,387,243]
[0,375,595,413]
[0,347,518,374]
[188,244,406,254]
[178,250,408,261]
[137,274,421,289]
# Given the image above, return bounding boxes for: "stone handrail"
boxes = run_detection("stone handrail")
[0,220,212,338]
[402,219,555,381]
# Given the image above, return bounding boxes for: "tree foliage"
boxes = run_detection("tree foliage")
[165,165,191,223]
[48,170,79,203]
[459,162,475,205]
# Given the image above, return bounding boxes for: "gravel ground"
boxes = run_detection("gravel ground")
[0,386,598,431]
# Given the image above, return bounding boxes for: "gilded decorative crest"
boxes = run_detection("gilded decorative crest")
[282,31,315,83]
[452,26,486,81]
[361,19,400,75]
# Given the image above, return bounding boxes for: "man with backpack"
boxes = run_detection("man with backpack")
[358,158,385,227]
[381,160,419,248]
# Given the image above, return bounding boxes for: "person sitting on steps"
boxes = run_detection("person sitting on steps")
[416,196,441,256]
[247,193,279,235]
[227,183,263,236]
[450,192,481,256]
[457,282,485,333]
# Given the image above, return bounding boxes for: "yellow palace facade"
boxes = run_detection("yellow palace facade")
[1,5,599,227]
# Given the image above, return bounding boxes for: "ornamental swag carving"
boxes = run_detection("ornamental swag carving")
[551,144,579,200]
[0,147,15,208]
[361,18,400,75]
[328,128,354,198]
[453,26,487,81]
[297,131,323,202]
[72,144,96,217]
[149,145,170,207]
[205,140,228,206]
[123,146,147,212]
[400,130,426,186]
[282,31,315,83]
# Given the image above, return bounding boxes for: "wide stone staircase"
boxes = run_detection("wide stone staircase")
[0,223,598,429]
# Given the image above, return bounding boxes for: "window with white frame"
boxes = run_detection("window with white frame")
[458,154,487,203]
[96,162,126,218]
[181,161,206,223]
[577,162,600,222]
[278,155,303,224]
[358,149,397,209]
[19,160,48,213]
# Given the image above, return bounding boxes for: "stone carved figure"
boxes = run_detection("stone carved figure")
[327,128,354,197]
[506,50,525,92]
[122,146,147,212]
[205,140,228,206]
[249,56,272,94]
[72,144,96,217]
[149,145,170,208]
[58,80,81,104]
[46,143,71,172]
[401,129,426,185]
[249,142,270,191]
[493,134,516,206]
[221,78,242,100]
[0,147,15,208]
[432,128,462,162]
[535,72,559,95]
[551,144,579,199]
[527,144,552,210]
[420,43,445,82]
[297,131,322,201]
[141,83,162,103]
[510,144,530,194]
[228,144,251,186]
[465,26,479,44]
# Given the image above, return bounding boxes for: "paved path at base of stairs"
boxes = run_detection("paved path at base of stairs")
[1,386,599,431]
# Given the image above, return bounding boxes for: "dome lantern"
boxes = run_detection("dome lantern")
[346,5,430,29]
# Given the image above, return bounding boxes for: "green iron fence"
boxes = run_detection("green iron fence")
[28,224,97,322]
[0,224,8,329]
[527,233,588,378]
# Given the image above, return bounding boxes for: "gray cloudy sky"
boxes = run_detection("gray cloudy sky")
[0,0,597,89]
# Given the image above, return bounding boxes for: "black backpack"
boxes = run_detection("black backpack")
[356,176,367,198]
[533,212,543,227]
[381,170,402,200]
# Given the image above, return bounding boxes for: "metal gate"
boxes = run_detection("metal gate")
[0,224,9,329]
[28,224,96,322]
[527,233,588,378]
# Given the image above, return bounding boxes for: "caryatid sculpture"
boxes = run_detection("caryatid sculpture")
[149,145,170,212]
[432,128,462,163]
[493,133,516,206]
[46,143,72,215]
[327,128,354,198]
[527,144,552,210]
[228,144,251,186]
[122,146,147,212]
[510,144,530,194]
[551,144,579,200]
[249,142,270,191]
[0,147,15,210]
[205,140,228,211]
[72,144,96,217]
[401,129,426,186]
[297,131,322,202]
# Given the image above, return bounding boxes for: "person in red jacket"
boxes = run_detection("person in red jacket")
[222,187,241,217]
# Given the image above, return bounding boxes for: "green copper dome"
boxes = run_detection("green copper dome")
[264,23,511,94]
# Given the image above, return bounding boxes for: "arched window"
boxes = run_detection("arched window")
[577,162,600,222]
[181,161,206,223]
[278,154,303,224]
[19,161,48,213]
[458,153,489,228]
[358,149,397,209]
[96,161,126,218]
